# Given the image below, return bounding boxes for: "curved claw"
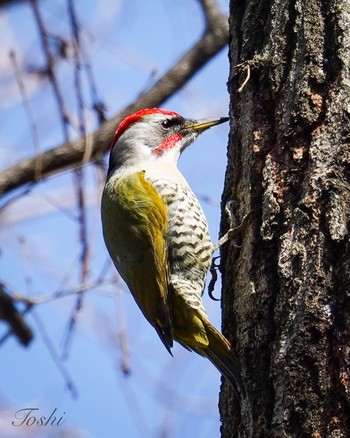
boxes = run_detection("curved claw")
[207,256,221,301]
[212,207,253,253]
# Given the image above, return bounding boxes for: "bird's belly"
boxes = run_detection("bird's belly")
[149,178,213,290]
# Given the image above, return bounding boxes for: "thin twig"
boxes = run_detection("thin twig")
[32,308,78,398]
[9,50,42,181]
[9,277,118,306]
[30,0,70,141]
[61,0,90,359]
[19,237,33,296]
[0,5,229,197]
[67,0,86,139]
[114,286,131,376]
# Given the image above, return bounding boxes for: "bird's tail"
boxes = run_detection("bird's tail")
[202,320,246,400]
[170,288,245,399]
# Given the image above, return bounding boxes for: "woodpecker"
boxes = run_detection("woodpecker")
[101,108,245,398]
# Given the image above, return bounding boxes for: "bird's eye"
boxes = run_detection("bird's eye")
[161,118,179,129]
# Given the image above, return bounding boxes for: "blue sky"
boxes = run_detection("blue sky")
[0,1,230,436]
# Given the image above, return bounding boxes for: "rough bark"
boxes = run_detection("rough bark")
[220,0,350,436]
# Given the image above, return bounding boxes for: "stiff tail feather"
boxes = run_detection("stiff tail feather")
[154,324,173,356]
[203,321,246,400]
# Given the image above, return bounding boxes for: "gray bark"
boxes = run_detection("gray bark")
[220,0,350,436]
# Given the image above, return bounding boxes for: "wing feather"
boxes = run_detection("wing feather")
[101,171,173,350]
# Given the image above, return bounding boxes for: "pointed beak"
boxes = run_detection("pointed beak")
[184,116,229,133]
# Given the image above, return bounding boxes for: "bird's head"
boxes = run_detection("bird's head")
[107,107,229,175]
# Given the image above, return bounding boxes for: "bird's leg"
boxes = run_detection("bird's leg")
[207,203,251,298]
[212,201,252,253]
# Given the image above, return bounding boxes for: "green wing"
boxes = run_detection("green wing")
[101,171,173,351]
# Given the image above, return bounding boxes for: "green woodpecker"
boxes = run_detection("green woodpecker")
[101,108,244,398]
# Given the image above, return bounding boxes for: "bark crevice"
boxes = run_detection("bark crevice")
[221,1,350,436]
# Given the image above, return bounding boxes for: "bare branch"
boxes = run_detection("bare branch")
[0,0,23,7]
[0,283,33,346]
[198,0,224,25]
[0,10,229,197]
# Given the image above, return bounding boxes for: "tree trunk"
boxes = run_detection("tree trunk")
[220,0,350,436]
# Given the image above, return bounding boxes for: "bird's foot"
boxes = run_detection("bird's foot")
[212,201,252,253]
